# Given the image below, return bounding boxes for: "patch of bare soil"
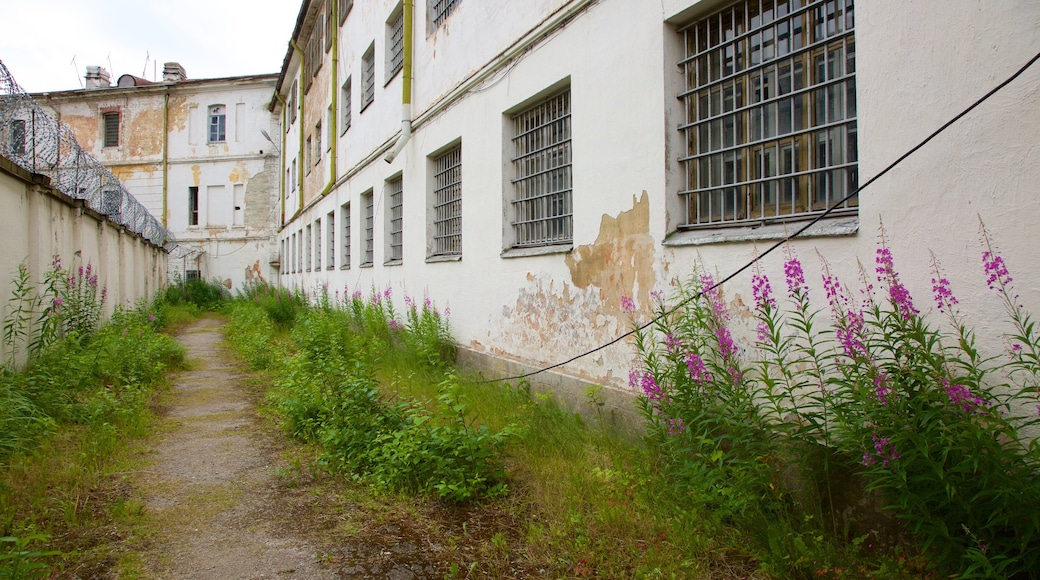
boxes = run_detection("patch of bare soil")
[130,316,538,579]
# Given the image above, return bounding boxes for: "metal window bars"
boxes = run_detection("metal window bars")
[388,177,403,261]
[388,9,405,81]
[361,48,376,110]
[363,192,374,265]
[432,145,462,256]
[511,89,572,247]
[678,0,857,229]
[0,60,174,250]
[431,0,462,30]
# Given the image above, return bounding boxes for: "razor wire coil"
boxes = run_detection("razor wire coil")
[0,60,175,251]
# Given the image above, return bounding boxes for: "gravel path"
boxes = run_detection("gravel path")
[134,316,338,579]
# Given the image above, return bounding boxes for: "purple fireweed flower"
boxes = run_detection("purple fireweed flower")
[424,296,432,310]
[728,367,742,385]
[700,273,729,321]
[784,254,808,299]
[982,250,1012,291]
[863,433,900,467]
[752,271,776,312]
[620,295,636,313]
[715,327,738,359]
[353,290,362,300]
[667,417,686,436]
[630,369,666,404]
[370,294,381,305]
[822,267,868,360]
[944,379,988,413]
[875,245,918,320]
[148,313,156,322]
[665,333,682,353]
[650,289,664,304]
[444,306,451,317]
[874,374,893,406]
[685,353,712,386]
[78,266,84,277]
[384,287,392,299]
[85,263,92,276]
[388,320,402,331]
[404,295,415,310]
[931,276,958,314]
[53,296,63,308]
[51,255,62,270]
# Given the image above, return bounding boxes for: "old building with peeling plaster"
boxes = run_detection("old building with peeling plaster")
[271,0,1040,414]
[33,63,281,291]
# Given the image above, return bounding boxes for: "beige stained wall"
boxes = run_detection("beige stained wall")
[0,156,167,368]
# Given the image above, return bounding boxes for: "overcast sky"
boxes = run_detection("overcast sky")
[0,0,301,93]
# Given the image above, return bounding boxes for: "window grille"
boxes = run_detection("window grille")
[327,211,336,268]
[314,219,322,270]
[341,78,352,133]
[387,8,405,82]
[388,177,403,262]
[102,112,119,147]
[305,136,312,173]
[10,119,26,156]
[361,46,375,111]
[188,186,199,226]
[510,89,572,247]
[678,0,857,229]
[186,270,201,282]
[339,0,352,25]
[315,121,322,164]
[432,145,462,256]
[306,224,313,271]
[430,0,462,30]
[362,192,374,265]
[298,231,304,273]
[291,159,297,191]
[325,1,334,52]
[341,202,351,269]
[208,105,226,143]
[288,80,298,125]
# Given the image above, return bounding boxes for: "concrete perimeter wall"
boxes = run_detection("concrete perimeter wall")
[0,156,167,366]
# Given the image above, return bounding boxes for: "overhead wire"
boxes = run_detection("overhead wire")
[477,47,1040,385]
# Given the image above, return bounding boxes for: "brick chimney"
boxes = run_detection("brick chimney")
[84,66,111,89]
[163,62,188,83]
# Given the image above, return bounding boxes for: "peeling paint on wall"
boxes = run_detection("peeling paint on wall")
[244,259,266,283]
[565,191,655,314]
[125,107,164,157]
[191,164,201,186]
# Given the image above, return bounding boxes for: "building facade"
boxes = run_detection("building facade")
[34,64,282,290]
[274,0,1039,402]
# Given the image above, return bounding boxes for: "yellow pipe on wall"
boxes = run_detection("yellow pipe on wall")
[290,39,306,216]
[273,90,287,225]
[162,92,169,227]
[384,0,413,163]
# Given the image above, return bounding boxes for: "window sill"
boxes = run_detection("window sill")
[383,259,402,267]
[326,265,335,271]
[426,254,461,264]
[501,244,573,259]
[663,216,859,247]
[339,265,350,270]
[360,263,373,269]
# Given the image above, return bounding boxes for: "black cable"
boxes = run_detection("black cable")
[477,48,1040,385]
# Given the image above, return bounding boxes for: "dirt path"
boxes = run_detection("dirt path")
[132,316,338,579]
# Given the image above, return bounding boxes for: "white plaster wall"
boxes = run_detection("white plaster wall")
[277,0,1040,395]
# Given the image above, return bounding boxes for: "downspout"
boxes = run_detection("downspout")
[384,0,413,164]
[162,92,169,226]
[273,90,288,225]
[321,0,340,196]
[291,39,306,215]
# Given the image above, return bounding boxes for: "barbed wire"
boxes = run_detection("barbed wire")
[0,60,175,251]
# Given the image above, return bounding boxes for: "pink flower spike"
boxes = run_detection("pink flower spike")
[620,295,635,313]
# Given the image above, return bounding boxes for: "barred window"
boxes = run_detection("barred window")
[314,218,322,270]
[341,202,351,269]
[510,89,572,247]
[327,210,336,268]
[430,0,462,31]
[188,186,199,226]
[102,112,120,147]
[341,77,352,133]
[362,192,374,266]
[678,0,857,229]
[288,80,298,125]
[387,176,403,262]
[305,223,313,271]
[339,0,352,25]
[432,144,462,256]
[361,45,375,111]
[315,121,322,164]
[387,6,405,83]
[325,1,334,52]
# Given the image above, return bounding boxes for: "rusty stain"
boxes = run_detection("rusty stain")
[565,191,655,315]
[191,165,201,186]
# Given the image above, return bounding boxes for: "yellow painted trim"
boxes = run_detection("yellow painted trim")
[162,92,169,227]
